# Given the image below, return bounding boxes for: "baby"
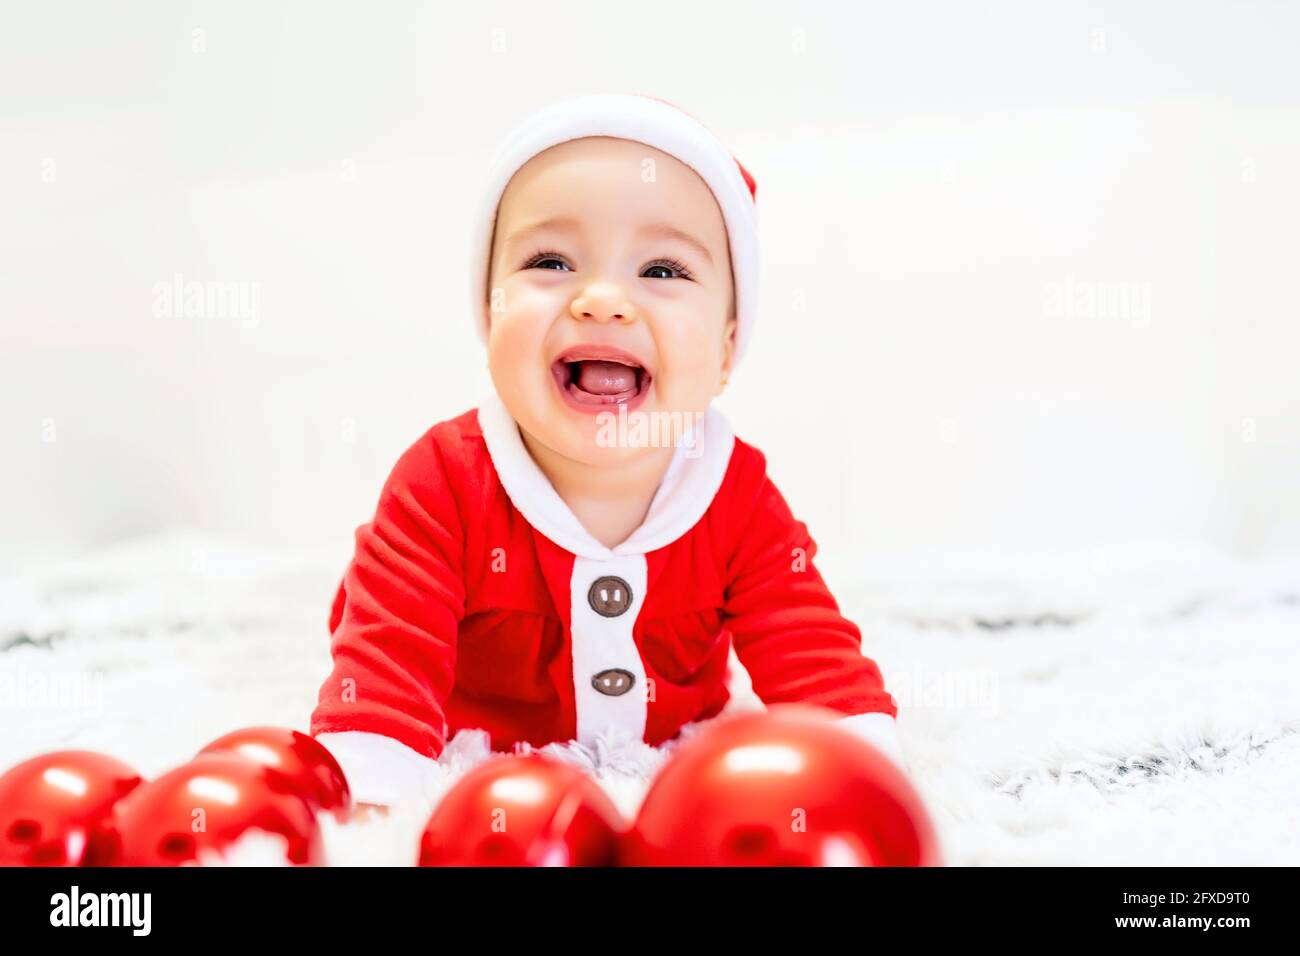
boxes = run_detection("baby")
[309,93,903,809]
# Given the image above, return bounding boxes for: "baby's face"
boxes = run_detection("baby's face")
[484,136,735,468]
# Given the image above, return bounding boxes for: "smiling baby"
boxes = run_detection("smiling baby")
[309,93,904,807]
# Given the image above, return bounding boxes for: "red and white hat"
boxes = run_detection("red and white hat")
[468,92,760,368]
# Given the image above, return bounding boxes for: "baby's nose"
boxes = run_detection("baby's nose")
[570,282,635,323]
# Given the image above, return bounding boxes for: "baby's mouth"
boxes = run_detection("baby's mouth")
[550,353,651,406]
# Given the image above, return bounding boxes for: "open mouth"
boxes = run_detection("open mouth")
[550,347,652,408]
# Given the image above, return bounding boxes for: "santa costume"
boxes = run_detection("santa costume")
[310,93,903,805]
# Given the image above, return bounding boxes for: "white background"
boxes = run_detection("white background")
[3,0,1297,569]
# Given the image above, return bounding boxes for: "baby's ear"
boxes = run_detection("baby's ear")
[722,314,738,361]
[482,278,500,338]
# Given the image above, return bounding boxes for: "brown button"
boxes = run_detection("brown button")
[592,668,635,697]
[587,575,632,617]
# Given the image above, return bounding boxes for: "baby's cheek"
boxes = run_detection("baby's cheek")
[489,298,548,363]
[658,342,724,407]
[490,322,531,369]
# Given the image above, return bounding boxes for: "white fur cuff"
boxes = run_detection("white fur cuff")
[313,731,441,807]
[834,712,908,773]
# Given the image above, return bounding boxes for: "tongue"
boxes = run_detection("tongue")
[574,360,638,395]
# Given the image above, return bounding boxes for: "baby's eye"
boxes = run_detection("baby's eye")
[642,258,693,281]
[523,250,571,272]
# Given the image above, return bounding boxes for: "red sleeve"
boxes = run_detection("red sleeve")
[721,447,897,719]
[309,429,467,760]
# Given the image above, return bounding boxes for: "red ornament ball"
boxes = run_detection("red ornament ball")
[198,726,350,813]
[105,752,325,866]
[420,753,626,866]
[622,704,944,866]
[0,750,143,866]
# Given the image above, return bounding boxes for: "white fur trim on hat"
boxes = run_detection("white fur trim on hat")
[467,92,759,368]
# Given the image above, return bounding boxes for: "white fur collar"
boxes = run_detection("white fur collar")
[476,391,736,560]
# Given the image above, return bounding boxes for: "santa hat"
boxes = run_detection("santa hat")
[468,92,760,368]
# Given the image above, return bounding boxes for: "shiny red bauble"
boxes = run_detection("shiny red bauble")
[622,704,944,866]
[105,752,325,866]
[0,751,143,866]
[420,753,626,866]
[198,726,350,813]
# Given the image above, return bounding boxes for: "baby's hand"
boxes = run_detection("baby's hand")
[347,801,391,822]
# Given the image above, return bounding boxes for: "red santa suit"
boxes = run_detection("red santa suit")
[310,392,903,805]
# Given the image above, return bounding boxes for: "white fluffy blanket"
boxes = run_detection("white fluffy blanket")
[3,533,1297,865]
